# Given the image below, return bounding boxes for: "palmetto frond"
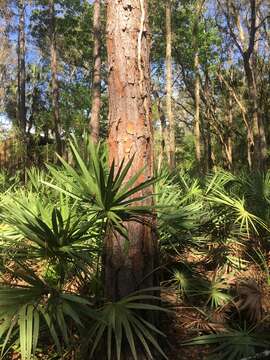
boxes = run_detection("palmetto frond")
[0,193,98,285]
[0,273,97,360]
[183,325,270,360]
[87,290,169,360]
[43,134,156,239]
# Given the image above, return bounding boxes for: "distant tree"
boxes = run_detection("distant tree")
[0,0,13,113]
[193,0,204,172]
[219,0,268,170]
[89,0,101,143]
[17,0,26,135]
[48,0,62,156]
[166,0,175,169]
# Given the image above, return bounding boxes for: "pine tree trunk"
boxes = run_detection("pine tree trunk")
[193,0,203,172]
[17,0,26,133]
[49,0,62,156]
[89,0,101,143]
[165,0,175,169]
[203,70,212,173]
[17,0,30,171]
[227,87,233,170]
[105,0,157,301]
[194,51,201,167]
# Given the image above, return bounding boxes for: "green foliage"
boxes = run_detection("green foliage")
[1,139,270,359]
[164,263,201,300]
[0,137,166,359]
[0,181,99,358]
[87,291,169,360]
[44,134,156,239]
[203,273,232,309]
[156,170,204,254]
[183,325,270,360]
[249,249,270,285]
[159,168,270,358]
[0,170,20,192]
[1,194,97,279]
[29,0,108,137]
[1,0,270,357]
[207,189,266,236]
[0,272,96,359]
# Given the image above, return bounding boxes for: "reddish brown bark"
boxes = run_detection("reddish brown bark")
[105,0,156,301]
[89,0,101,143]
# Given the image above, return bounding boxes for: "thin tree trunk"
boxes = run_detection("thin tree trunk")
[165,0,175,169]
[241,0,264,170]
[244,55,262,170]
[244,0,262,170]
[259,117,267,169]
[105,0,157,301]
[227,102,233,169]
[217,70,252,169]
[194,51,201,167]
[49,0,62,156]
[223,0,264,170]
[200,76,232,170]
[203,69,211,173]
[225,53,234,170]
[153,89,169,168]
[17,0,26,133]
[193,0,204,171]
[253,28,267,170]
[89,0,101,143]
[158,99,166,165]
[205,119,213,172]
[227,70,233,170]
[17,0,30,172]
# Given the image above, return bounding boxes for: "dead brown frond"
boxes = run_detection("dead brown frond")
[235,279,263,324]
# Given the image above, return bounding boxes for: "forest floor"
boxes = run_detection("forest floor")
[160,251,270,360]
[163,290,211,360]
